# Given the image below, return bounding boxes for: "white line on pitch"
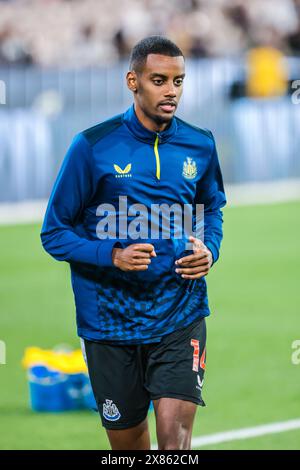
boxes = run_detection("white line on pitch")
[191,418,300,448]
[151,418,300,450]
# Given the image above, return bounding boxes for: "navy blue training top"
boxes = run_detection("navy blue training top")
[41,104,226,344]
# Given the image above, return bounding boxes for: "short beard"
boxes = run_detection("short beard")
[153,113,171,125]
[143,105,171,126]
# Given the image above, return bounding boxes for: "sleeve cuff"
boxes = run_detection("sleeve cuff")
[97,240,123,267]
[205,241,219,267]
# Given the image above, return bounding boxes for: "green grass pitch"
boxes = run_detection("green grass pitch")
[0,201,299,449]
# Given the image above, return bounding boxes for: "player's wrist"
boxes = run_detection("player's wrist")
[206,248,213,268]
[112,247,123,268]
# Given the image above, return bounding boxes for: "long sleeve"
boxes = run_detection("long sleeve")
[194,133,226,265]
[40,133,117,267]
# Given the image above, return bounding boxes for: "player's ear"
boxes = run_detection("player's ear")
[126,71,138,93]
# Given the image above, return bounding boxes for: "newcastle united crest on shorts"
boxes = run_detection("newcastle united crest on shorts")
[183,157,197,179]
[103,399,121,421]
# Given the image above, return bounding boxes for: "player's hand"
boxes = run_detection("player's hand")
[112,243,156,272]
[175,236,213,279]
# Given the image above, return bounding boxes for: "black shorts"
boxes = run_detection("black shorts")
[83,317,207,430]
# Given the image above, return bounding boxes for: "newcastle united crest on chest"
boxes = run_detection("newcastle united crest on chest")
[183,157,197,179]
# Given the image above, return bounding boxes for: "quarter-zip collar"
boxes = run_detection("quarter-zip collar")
[123,104,177,144]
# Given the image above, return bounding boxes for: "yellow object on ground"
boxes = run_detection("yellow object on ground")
[22,347,88,374]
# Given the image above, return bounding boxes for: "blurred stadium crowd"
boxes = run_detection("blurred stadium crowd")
[0,0,300,67]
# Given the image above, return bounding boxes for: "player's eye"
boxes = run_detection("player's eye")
[174,78,184,86]
[153,79,164,86]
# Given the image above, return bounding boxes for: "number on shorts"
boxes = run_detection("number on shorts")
[191,339,200,372]
[191,340,206,372]
[200,347,206,370]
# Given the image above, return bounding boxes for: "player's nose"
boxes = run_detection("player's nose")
[164,83,177,97]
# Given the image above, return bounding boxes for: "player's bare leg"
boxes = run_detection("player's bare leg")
[153,398,197,450]
[106,417,151,450]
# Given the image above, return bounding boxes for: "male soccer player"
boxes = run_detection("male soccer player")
[41,36,226,450]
